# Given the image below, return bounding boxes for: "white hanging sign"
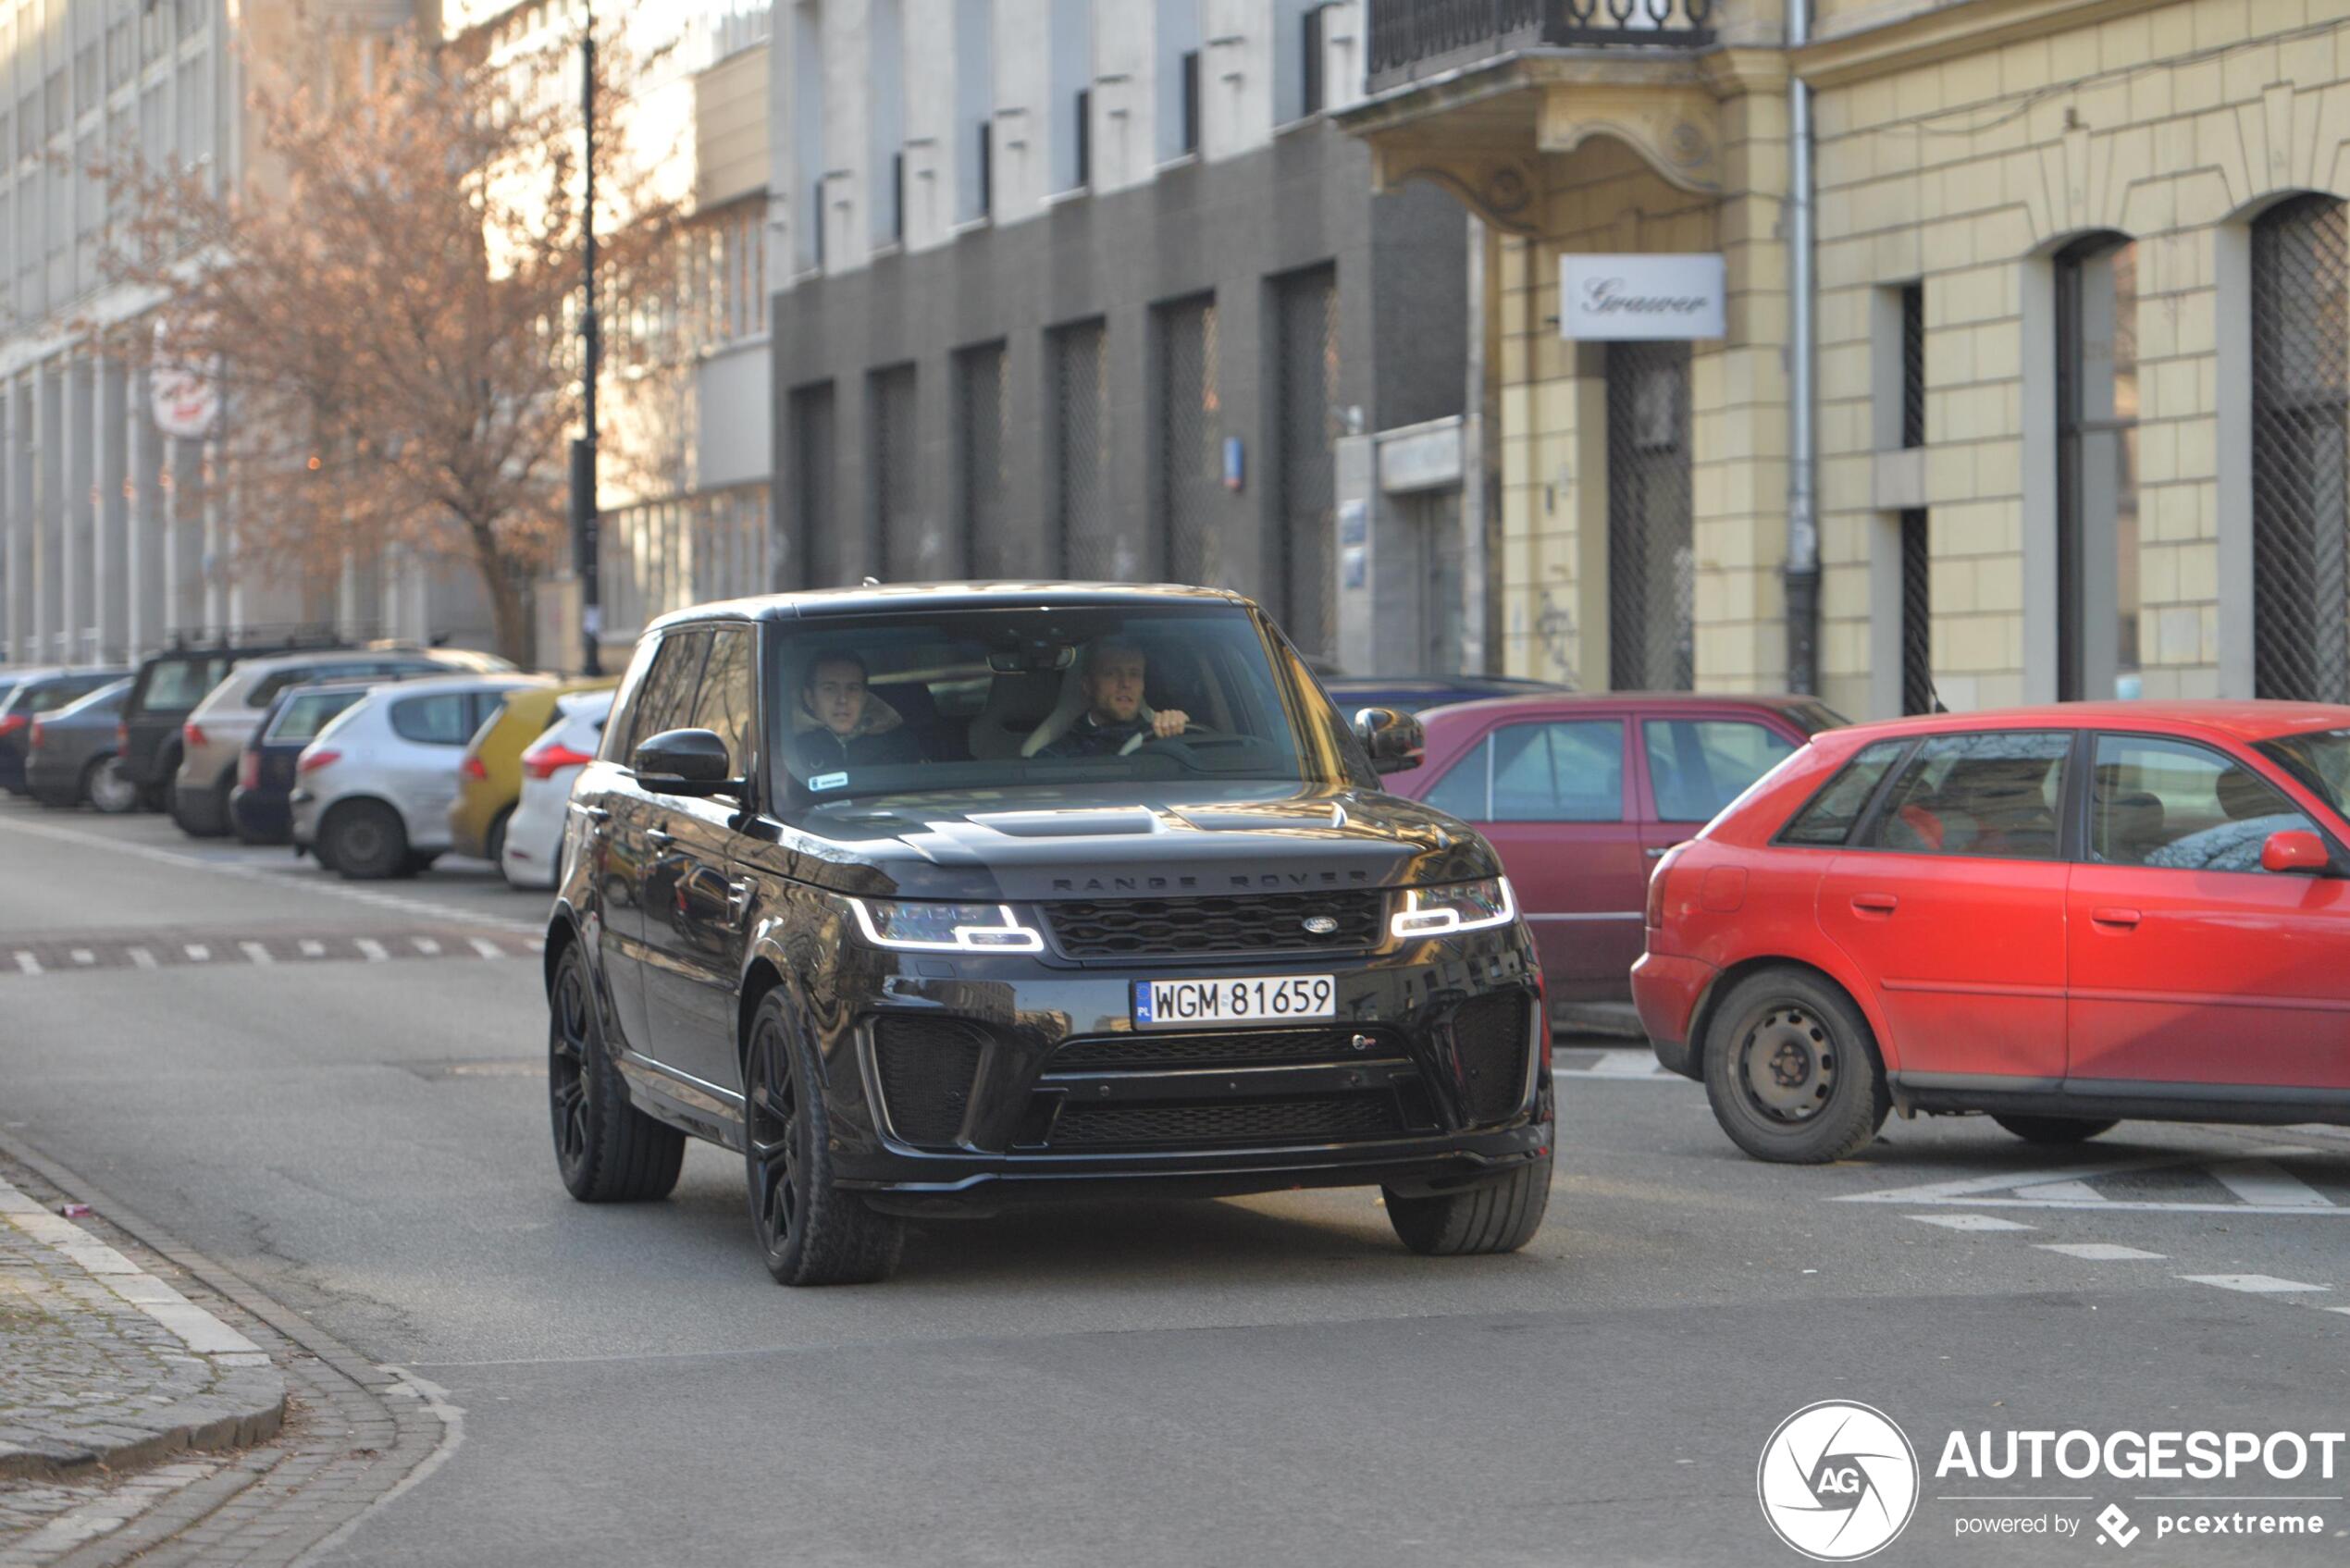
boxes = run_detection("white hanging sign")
[1558,253,1726,340]
[150,320,222,440]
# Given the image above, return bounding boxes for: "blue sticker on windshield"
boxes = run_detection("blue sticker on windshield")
[809,772,848,792]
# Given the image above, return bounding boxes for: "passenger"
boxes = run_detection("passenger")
[790,652,922,772]
[1036,638,1190,758]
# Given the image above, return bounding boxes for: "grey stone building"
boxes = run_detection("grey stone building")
[767,0,1477,672]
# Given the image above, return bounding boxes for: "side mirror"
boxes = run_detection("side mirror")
[632,728,738,796]
[2261,828,2331,875]
[1353,706,1426,774]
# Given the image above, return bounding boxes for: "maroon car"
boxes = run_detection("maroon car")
[1388,693,1846,1003]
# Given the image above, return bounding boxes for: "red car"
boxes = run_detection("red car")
[1633,702,2350,1163]
[1388,692,1845,1005]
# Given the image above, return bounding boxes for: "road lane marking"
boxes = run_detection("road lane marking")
[240,941,274,966]
[1908,1214,2035,1231]
[2011,1179,2105,1203]
[298,939,326,958]
[468,938,505,960]
[1585,1049,1670,1077]
[2037,1242,2166,1261]
[69,948,94,966]
[355,939,389,963]
[12,951,39,975]
[2179,1274,2331,1294]
[184,945,209,961]
[412,938,440,956]
[126,947,155,969]
[2208,1158,2335,1209]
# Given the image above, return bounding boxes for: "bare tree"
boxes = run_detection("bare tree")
[103,17,681,664]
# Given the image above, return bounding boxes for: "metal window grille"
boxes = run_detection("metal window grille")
[1052,319,1113,577]
[1158,296,1220,587]
[958,341,1010,577]
[1900,508,1933,714]
[871,364,925,581]
[1900,282,1925,449]
[1605,340,1694,690]
[2252,193,2350,703]
[1276,265,1341,658]
[790,381,838,587]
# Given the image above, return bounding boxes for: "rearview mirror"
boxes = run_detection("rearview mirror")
[2260,828,2331,875]
[632,728,738,797]
[1353,707,1425,774]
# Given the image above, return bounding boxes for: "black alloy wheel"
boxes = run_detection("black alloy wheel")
[549,945,683,1202]
[1703,968,1889,1164]
[743,991,902,1286]
[326,801,412,881]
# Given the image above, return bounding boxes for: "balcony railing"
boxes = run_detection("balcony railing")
[1367,0,1718,93]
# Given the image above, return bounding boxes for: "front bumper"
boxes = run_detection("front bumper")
[1630,950,1713,1079]
[750,923,1554,1210]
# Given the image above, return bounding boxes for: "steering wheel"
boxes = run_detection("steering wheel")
[1122,725,1251,762]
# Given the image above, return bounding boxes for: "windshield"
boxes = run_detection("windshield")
[55,680,131,720]
[270,689,370,744]
[753,605,1364,807]
[2255,727,2350,818]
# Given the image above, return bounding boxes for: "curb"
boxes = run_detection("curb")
[0,1177,286,1483]
[1553,1001,1647,1040]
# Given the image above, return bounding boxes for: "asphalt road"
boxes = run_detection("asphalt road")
[2,798,2346,1566]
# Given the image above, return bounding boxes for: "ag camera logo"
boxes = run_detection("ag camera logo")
[1759,1401,1921,1561]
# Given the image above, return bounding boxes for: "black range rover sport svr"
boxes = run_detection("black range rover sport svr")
[544,584,1552,1284]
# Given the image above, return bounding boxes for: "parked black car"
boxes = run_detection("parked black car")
[229,679,389,845]
[117,633,348,812]
[546,585,1552,1285]
[24,680,137,810]
[0,668,130,793]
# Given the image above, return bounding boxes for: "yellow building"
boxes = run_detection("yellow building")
[1343,0,2350,720]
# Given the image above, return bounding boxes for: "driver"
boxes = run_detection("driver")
[1036,638,1190,758]
[790,652,921,772]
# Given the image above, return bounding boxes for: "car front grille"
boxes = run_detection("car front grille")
[1048,1028,1397,1073]
[1452,992,1533,1126]
[1042,890,1386,960]
[1045,1095,1404,1148]
[872,1016,988,1147]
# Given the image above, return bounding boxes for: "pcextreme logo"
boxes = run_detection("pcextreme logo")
[1758,1401,1923,1562]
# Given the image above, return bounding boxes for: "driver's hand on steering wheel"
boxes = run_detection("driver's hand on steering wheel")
[1150,709,1191,739]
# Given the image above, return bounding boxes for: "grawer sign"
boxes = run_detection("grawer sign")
[1558,253,1726,340]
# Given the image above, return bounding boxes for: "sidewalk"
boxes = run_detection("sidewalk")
[0,1177,284,1483]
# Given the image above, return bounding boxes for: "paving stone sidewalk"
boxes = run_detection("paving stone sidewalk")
[0,1178,285,1482]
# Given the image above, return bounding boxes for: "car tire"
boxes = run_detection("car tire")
[1992,1114,2118,1145]
[1702,968,1890,1164]
[549,945,685,1203]
[84,755,140,815]
[1384,1155,1552,1256]
[742,990,903,1286]
[171,773,230,838]
[325,801,410,881]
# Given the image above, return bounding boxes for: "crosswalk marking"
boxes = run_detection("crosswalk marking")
[239,942,274,966]
[126,947,155,970]
[13,951,39,976]
[468,937,506,960]
[2208,1159,2335,1209]
[2180,1274,2331,1295]
[2037,1242,2165,1261]
[355,939,389,963]
[412,938,440,956]
[69,949,94,966]
[183,945,208,962]
[2012,1179,2105,1203]
[1584,1049,1670,1077]
[298,940,326,958]
[1909,1214,2035,1232]
[2,928,543,975]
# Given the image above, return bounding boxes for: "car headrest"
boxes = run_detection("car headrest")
[1020,661,1155,758]
[968,670,1066,760]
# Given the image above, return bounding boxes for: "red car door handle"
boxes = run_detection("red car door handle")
[1850,893,1899,914]
[2092,907,2142,928]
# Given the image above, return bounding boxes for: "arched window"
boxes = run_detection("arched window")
[2251,193,2350,702]
[2055,232,2138,701]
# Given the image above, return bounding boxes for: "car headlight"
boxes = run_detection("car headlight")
[844,896,1045,953]
[1391,876,1517,939]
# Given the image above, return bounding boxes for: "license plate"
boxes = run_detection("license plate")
[1132,975,1336,1029]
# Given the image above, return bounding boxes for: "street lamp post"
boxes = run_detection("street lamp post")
[570,5,602,676]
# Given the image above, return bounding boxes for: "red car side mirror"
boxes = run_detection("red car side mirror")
[2260,829,2331,874]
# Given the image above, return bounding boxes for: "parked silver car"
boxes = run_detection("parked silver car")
[171,645,513,838]
[291,673,549,879]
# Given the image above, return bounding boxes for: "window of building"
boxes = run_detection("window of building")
[869,0,904,246]
[1301,3,1330,117]
[2055,232,2139,701]
[791,382,840,586]
[955,0,993,222]
[1050,318,1110,576]
[790,1,825,272]
[1273,264,1340,658]
[1156,0,1201,160]
[1156,294,1218,586]
[2250,193,2350,703]
[956,341,1009,576]
[1857,731,2071,859]
[1900,281,1925,449]
[1900,509,1933,715]
[1606,340,1694,690]
[1049,0,1090,192]
[870,364,920,580]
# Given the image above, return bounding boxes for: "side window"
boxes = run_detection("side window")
[469,690,513,735]
[689,628,757,775]
[1489,721,1625,823]
[599,639,662,762]
[625,630,712,760]
[390,693,476,747]
[1645,719,1800,823]
[1857,731,2071,859]
[2090,735,2318,872]
[1778,740,1907,846]
[1421,735,1490,821]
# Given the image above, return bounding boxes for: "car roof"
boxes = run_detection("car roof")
[1826,700,2350,747]
[1323,674,1566,694]
[1419,690,1828,722]
[646,581,1254,633]
[354,672,550,699]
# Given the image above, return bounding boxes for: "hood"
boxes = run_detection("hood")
[751,780,1500,900]
[792,694,905,741]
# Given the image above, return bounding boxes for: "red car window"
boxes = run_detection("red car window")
[1490,721,1624,822]
[1642,718,1800,822]
[2088,734,2319,871]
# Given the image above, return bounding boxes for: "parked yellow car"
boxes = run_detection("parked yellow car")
[448,678,616,863]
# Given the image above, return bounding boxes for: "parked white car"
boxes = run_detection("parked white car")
[171,644,513,838]
[291,673,549,879]
[499,688,614,891]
